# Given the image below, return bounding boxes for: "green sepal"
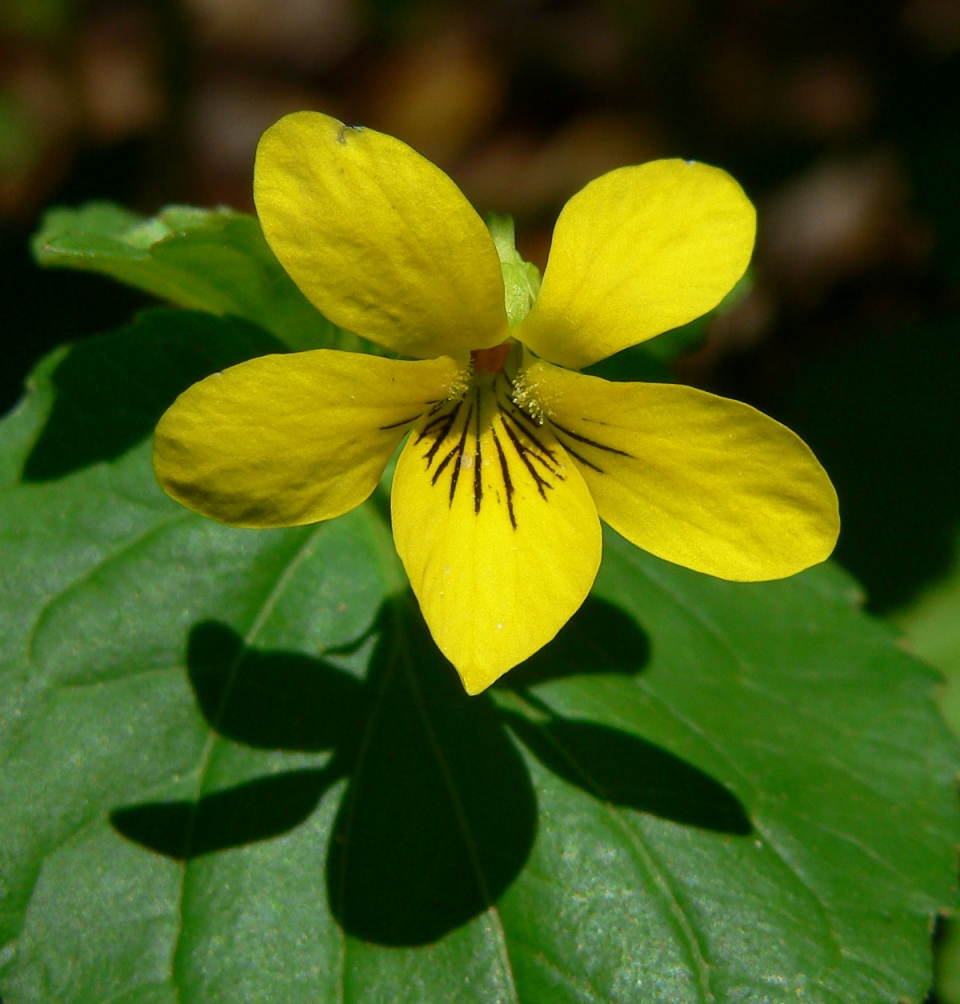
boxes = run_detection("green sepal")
[485,213,542,328]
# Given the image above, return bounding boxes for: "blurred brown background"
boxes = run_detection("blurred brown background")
[2,0,960,617]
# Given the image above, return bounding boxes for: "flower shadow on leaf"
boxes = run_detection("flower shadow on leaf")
[499,593,650,688]
[502,710,752,835]
[110,768,338,860]
[111,602,538,946]
[324,598,538,945]
[111,593,751,947]
[22,309,283,482]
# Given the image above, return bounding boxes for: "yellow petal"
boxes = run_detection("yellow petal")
[391,374,602,693]
[254,111,508,360]
[154,350,463,528]
[517,159,756,369]
[518,360,839,580]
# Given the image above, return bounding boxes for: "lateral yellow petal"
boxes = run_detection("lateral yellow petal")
[517,159,756,369]
[154,350,463,528]
[254,111,508,360]
[391,375,602,694]
[520,360,839,581]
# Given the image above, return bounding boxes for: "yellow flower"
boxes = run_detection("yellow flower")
[153,111,839,695]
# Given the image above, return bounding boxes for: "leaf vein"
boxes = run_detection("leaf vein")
[514,717,715,1003]
[638,684,846,967]
[401,630,520,1004]
[170,521,334,1004]
[25,511,194,664]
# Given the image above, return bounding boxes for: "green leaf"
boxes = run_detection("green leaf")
[21,307,284,482]
[896,535,960,735]
[31,202,383,354]
[1,313,957,1003]
[893,539,960,1004]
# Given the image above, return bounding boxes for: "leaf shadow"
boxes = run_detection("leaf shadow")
[111,593,752,947]
[22,309,282,482]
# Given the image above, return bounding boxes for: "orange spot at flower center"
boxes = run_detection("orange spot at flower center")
[471,343,512,373]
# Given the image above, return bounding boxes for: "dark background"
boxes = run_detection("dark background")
[1,13,958,611]
[6,0,959,616]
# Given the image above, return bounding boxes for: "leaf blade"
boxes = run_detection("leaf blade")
[32,203,379,353]
[0,317,957,1004]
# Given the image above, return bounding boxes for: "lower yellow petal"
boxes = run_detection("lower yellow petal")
[391,374,602,694]
[519,360,839,581]
[154,350,463,528]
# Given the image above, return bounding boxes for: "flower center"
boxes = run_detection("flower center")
[413,371,566,531]
[471,343,512,374]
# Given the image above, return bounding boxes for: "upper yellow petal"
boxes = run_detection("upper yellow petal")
[519,360,839,581]
[517,159,756,369]
[154,350,463,528]
[254,111,508,360]
[391,374,602,694]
